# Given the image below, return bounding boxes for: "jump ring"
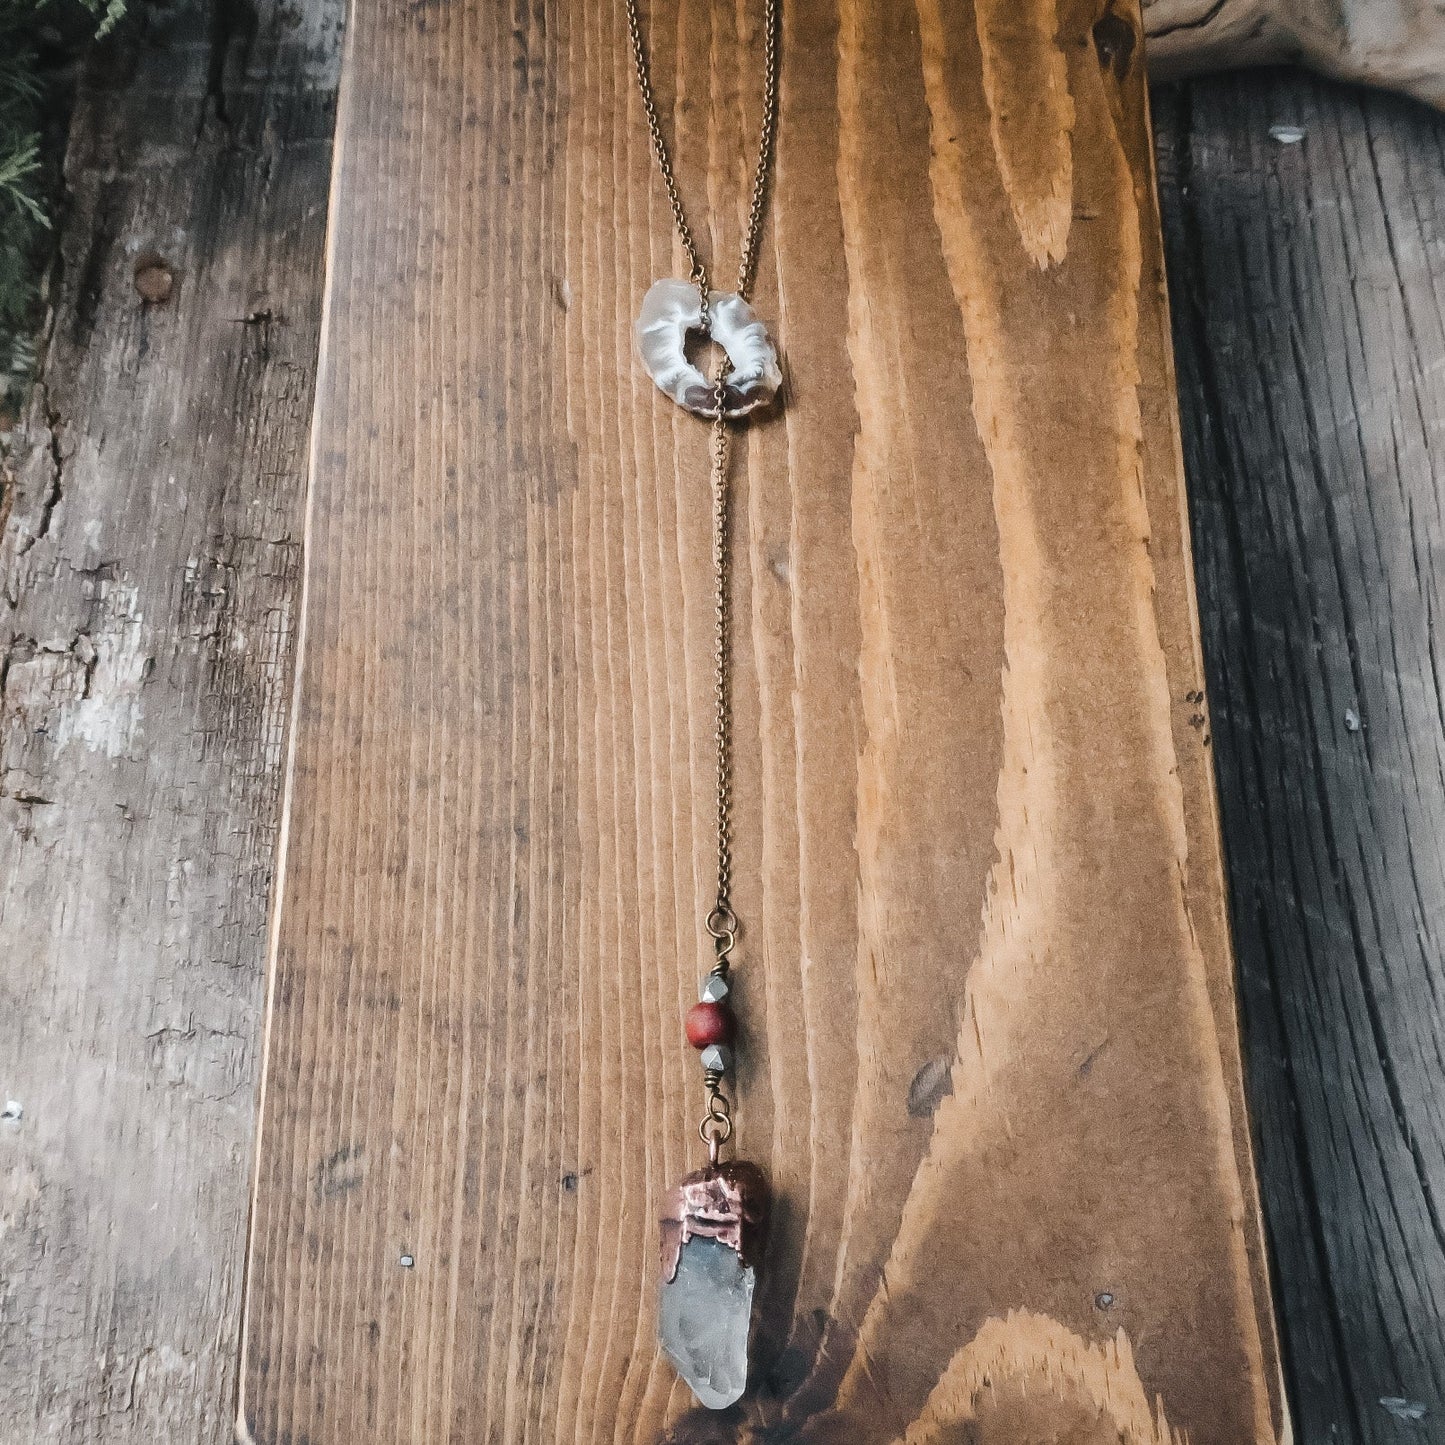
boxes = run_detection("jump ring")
[699,1113,733,1147]
[705,905,738,940]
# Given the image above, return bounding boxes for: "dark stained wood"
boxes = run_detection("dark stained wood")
[239,1,1284,1440]
[0,2,338,1438]
[1157,67,1445,1443]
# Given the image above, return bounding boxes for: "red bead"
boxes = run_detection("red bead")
[685,1000,735,1050]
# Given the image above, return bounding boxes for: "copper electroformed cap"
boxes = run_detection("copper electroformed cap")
[659,1160,770,1284]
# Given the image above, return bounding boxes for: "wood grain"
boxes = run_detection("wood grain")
[1158,68,1445,1443]
[239,1,1285,1440]
[0,2,339,1440]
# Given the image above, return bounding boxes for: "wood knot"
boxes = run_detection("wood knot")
[133,253,175,305]
[1091,4,1136,81]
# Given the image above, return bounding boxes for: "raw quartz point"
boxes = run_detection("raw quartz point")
[659,1161,769,1410]
[659,1236,754,1409]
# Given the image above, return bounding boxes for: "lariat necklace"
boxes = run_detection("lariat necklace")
[625,0,781,1411]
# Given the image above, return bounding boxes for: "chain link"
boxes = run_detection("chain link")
[735,0,780,301]
[626,0,780,1160]
[624,0,780,307]
[709,412,734,966]
[626,0,778,950]
[699,1068,733,1164]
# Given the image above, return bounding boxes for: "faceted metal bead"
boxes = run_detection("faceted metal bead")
[700,1044,733,1073]
[699,974,730,1004]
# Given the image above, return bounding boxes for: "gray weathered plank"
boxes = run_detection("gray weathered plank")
[0,2,339,1439]
[1157,69,1445,1442]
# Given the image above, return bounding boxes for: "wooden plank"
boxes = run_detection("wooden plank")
[0,3,338,1439]
[1156,69,1445,1442]
[240,1,1286,1439]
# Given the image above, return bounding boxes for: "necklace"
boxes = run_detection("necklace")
[625,0,780,1412]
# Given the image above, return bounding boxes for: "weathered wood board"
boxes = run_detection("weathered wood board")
[239,0,1286,1439]
[1158,69,1445,1443]
[0,2,338,1439]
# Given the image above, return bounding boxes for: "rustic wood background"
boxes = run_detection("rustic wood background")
[0,0,1442,1442]
[237,0,1282,1439]
[0,2,339,1439]
[1157,71,1445,1442]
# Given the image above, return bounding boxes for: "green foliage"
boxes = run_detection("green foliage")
[0,0,122,416]
[0,10,46,336]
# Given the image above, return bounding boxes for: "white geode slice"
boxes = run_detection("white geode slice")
[659,1236,755,1409]
[635,278,783,420]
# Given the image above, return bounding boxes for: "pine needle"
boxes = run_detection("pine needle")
[0,0,125,416]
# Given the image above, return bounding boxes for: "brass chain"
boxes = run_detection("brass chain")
[623,0,780,310]
[624,0,780,1160]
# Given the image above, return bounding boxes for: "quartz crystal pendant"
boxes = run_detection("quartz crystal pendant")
[659,1160,769,1409]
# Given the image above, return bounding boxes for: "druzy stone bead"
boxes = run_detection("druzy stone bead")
[685,1000,735,1050]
